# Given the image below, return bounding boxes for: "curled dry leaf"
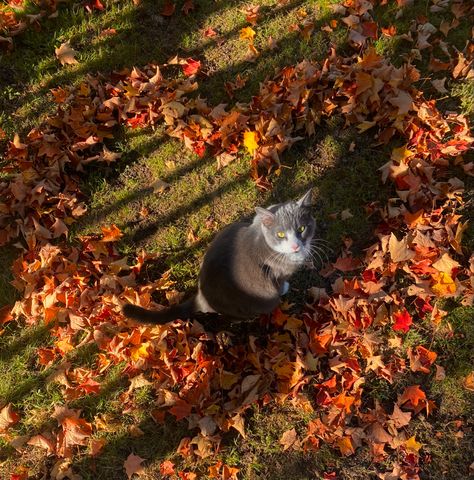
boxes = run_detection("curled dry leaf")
[55,42,79,65]
[0,404,20,431]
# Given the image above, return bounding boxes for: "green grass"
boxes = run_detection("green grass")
[1,0,474,478]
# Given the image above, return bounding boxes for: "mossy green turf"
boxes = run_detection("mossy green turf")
[1,0,474,478]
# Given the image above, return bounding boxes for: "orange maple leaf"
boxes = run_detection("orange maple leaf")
[101,224,123,242]
[399,385,426,407]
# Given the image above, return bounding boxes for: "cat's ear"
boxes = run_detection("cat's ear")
[297,188,313,208]
[255,207,275,227]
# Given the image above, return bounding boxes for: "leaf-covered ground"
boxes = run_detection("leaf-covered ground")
[1,0,474,479]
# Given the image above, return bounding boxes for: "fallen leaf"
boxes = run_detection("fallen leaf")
[55,42,79,65]
[27,434,55,454]
[389,233,415,263]
[279,428,298,451]
[161,0,175,16]
[243,131,259,155]
[431,77,448,93]
[151,178,171,194]
[0,404,20,431]
[392,310,412,333]
[404,435,422,453]
[203,27,217,38]
[124,453,145,479]
[464,372,474,391]
[431,272,456,296]
[182,58,201,76]
[101,224,123,242]
[399,385,426,407]
[160,460,175,476]
[240,26,256,41]
[337,436,355,456]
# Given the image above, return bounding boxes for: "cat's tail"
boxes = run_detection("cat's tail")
[122,297,196,324]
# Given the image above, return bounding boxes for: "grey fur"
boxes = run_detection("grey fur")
[122,189,315,324]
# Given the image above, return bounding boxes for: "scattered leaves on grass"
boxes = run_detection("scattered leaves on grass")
[55,42,79,65]
[2,0,474,479]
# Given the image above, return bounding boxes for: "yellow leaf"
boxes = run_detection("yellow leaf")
[284,316,303,334]
[55,337,75,355]
[431,272,456,297]
[404,435,422,453]
[220,370,239,390]
[243,131,259,154]
[391,145,414,163]
[240,26,256,41]
[337,436,355,456]
[124,83,140,98]
[130,342,151,362]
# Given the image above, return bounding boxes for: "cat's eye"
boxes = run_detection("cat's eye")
[276,231,286,239]
[297,225,306,233]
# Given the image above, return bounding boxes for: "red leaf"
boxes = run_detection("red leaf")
[83,0,105,12]
[193,142,206,157]
[361,21,378,39]
[332,256,362,272]
[203,27,217,38]
[0,304,13,325]
[169,399,192,420]
[182,0,194,15]
[160,460,175,476]
[161,0,176,16]
[392,310,412,333]
[182,58,201,76]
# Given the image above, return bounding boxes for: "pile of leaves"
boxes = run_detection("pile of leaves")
[1,0,474,478]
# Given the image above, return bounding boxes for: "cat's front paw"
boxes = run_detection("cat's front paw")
[280,281,290,296]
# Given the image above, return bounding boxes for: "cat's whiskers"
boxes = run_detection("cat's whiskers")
[304,246,324,267]
[264,250,286,278]
[309,245,330,264]
[311,238,334,252]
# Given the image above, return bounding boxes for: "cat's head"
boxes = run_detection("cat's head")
[255,189,316,262]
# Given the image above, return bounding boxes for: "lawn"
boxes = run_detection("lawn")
[1,0,473,479]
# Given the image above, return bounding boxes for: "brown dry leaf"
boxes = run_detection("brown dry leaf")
[367,422,392,444]
[432,253,460,274]
[431,77,448,93]
[124,453,146,478]
[435,365,446,381]
[90,438,106,456]
[61,416,92,447]
[279,428,298,451]
[0,404,20,431]
[151,178,171,194]
[389,404,412,428]
[55,42,79,65]
[388,233,415,263]
[27,434,56,454]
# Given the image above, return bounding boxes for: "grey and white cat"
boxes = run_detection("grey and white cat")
[122,189,315,323]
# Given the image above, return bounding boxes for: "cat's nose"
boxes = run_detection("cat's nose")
[291,243,300,252]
